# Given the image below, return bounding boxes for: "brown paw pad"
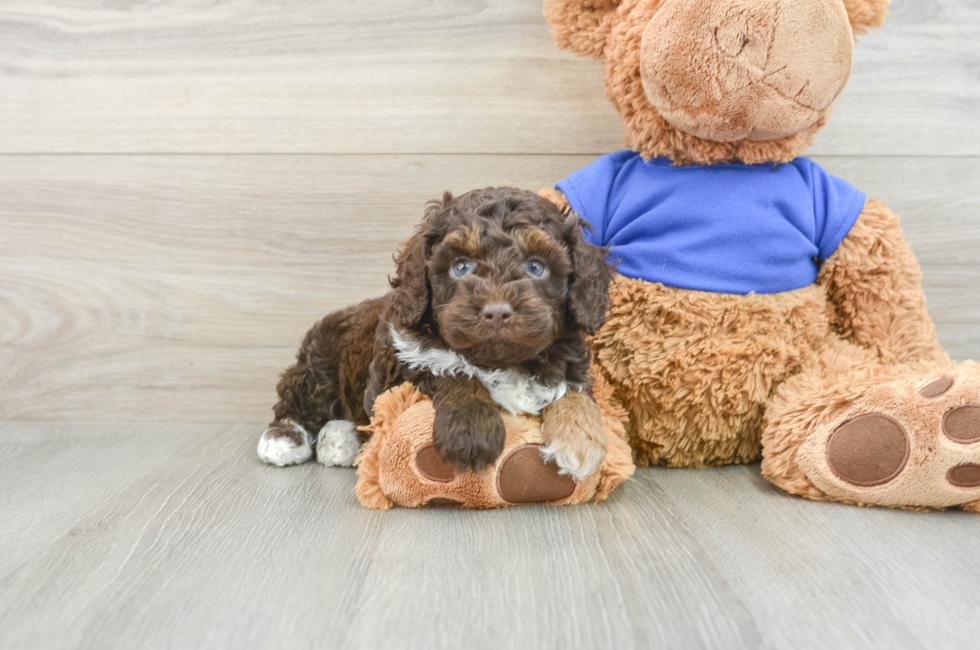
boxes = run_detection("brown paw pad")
[496,444,575,504]
[948,464,980,488]
[920,377,954,398]
[426,497,464,508]
[416,443,456,482]
[826,414,910,487]
[943,405,980,444]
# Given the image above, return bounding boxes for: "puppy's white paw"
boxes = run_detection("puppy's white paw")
[316,420,361,467]
[257,420,313,466]
[540,439,605,482]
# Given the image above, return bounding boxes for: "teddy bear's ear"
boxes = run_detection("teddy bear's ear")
[842,0,891,34]
[544,0,622,59]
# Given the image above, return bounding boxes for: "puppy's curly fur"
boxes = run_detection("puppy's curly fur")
[258,187,614,473]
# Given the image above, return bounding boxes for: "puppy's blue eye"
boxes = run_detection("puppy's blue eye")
[525,260,546,278]
[452,259,473,278]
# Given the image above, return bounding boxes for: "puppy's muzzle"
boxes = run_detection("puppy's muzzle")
[480,302,514,330]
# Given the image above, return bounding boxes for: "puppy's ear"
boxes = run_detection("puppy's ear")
[564,213,613,335]
[388,194,448,329]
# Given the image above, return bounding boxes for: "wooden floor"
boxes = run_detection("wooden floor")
[2,1,980,648]
[3,421,979,650]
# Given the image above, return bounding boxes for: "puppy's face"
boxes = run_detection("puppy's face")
[429,218,571,367]
[389,188,613,369]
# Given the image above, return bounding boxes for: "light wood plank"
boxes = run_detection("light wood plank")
[0,423,384,650]
[0,0,977,156]
[1,422,979,650]
[343,469,766,650]
[0,423,218,579]
[2,154,978,422]
[648,465,980,650]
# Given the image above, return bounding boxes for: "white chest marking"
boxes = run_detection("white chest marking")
[389,327,568,415]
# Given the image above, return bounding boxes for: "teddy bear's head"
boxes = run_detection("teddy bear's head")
[546,0,890,164]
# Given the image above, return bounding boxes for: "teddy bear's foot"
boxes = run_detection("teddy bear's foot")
[794,364,980,510]
[356,384,634,509]
[257,419,314,466]
[412,442,575,507]
[316,420,361,467]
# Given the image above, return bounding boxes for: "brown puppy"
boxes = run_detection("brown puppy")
[257,187,614,479]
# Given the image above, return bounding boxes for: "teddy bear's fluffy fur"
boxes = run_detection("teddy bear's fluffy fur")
[543,0,980,511]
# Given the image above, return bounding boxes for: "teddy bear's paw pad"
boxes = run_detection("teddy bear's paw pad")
[496,444,575,504]
[415,443,456,482]
[826,414,910,487]
[947,464,980,488]
[943,405,980,443]
[257,420,313,467]
[316,420,360,467]
[920,377,955,398]
[425,497,464,508]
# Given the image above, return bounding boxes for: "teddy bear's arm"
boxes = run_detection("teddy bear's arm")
[816,199,947,366]
[541,389,608,480]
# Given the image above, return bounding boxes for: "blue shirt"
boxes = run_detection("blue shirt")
[556,150,867,294]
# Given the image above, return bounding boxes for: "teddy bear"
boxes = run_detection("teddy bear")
[538,0,980,511]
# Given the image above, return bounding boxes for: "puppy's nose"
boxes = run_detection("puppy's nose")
[481,302,513,328]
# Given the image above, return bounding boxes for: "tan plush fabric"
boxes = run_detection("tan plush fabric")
[842,0,891,34]
[639,0,853,143]
[816,199,947,367]
[593,276,831,468]
[545,0,886,164]
[545,0,622,58]
[762,347,980,510]
[355,377,635,509]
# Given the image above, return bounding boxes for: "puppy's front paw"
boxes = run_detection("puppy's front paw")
[257,420,314,466]
[433,400,506,471]
[316,420,361,467]
[540,391,607,481]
